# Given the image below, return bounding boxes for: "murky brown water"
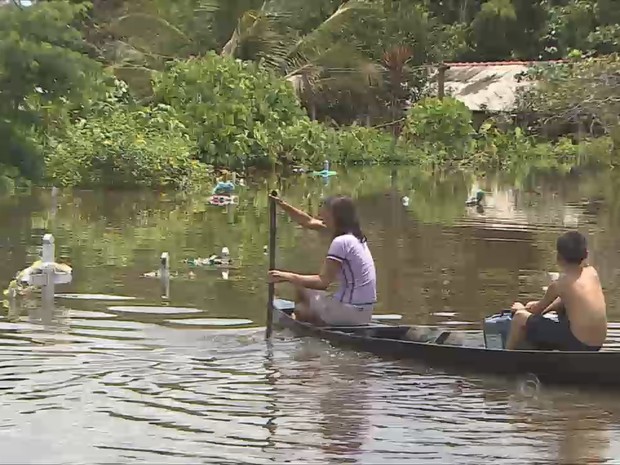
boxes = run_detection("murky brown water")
[1,167,620,464]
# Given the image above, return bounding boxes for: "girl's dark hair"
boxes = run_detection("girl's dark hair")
[321,196,366,242]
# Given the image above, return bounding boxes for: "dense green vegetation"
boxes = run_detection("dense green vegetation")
[1,0,619,189]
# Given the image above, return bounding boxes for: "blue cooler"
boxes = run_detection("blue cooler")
[483,310,513,349]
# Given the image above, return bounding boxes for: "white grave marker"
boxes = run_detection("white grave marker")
[26,234,73,315]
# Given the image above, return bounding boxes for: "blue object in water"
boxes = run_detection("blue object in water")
[311,160,337,177]
[483,310,513,349]
[213,181,235,195]
[312,170,338,177]
[466,190,485,206]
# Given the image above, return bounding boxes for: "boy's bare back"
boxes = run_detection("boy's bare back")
[558,265,607,347]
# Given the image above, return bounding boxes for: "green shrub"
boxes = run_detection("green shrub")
[0,122,45,182]
[153,53,310,168]
[333,125,424,165]
[278,119,338,167]
[403,97,475,162]
[44,97,209,189]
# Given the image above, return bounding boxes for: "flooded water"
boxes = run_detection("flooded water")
[2,167,620,463]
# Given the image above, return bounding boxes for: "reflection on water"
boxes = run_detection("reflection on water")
[1,167,620,463]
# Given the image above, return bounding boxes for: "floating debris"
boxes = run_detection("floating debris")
[55,294,137,301]
[432,312,458,317]
[13,260,72,288]
[142,270,171,278]
[439,320,476,326]
[143,252,172,278]
[371,314,403,322]
[402,196,410,207]
[164,318,253,327]
[312,170,337,178]
[212,181,235,195]
[466,190,485,206]
[208,195,239,206]
[0,321,39,331]
[312,160,337,178]
[185,247,233,267]
[66,310,118,319]
[107,306,203,315]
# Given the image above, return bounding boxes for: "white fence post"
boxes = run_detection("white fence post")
[41,234,56,317]
[7,286,18,320]
[42,234,55,263]
[160,252,170,300]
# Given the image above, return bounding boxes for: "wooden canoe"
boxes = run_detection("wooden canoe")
[272,298,620,387]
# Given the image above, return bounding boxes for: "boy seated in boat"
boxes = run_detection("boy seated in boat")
[507,231,607,351]
[268,195,377,326]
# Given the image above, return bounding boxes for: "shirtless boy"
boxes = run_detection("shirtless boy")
[506,231,607,351]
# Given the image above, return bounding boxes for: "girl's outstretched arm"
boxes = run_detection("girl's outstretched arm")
[271,195,326,231]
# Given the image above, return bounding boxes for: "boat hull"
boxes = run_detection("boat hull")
[272,300,620,387]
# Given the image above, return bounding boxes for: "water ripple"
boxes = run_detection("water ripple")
[3,173,620,464]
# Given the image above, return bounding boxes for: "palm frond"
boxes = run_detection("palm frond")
[222,0,379,70]
[217,0,383,113]
[110,13,192,57]
[285,41,382,101]
[221,6,293,62]
[287,0,379,59]
[195,0,220,13]
[382,46,413,71]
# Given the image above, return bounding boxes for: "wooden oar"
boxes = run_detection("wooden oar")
[266,190,278,339]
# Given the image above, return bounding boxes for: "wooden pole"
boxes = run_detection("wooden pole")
[266,190,278,339]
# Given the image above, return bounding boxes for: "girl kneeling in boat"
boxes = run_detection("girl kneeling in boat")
[268,195,377,326]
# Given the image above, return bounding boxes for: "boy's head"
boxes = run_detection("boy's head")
[556,231,588,267]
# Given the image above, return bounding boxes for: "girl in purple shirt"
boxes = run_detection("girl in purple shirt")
[268,195,377,326]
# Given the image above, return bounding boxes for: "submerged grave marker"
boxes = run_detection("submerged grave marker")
[18,234,73,319]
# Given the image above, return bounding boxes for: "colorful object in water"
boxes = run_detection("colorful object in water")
[208,195,238,206]
[185,247,233,268]
[312,160,337,178]
[312,169,338,177]
[212,181,235,195]
[466,190,485,206]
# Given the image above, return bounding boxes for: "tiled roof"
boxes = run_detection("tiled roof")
[426,61,568,112]
[444,60,567,67]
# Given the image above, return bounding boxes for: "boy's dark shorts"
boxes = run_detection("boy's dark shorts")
[525,313,601,352]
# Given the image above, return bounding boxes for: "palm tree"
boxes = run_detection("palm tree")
[99,0,384,120]
[382,45,413,136]
[219,0,385,123]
